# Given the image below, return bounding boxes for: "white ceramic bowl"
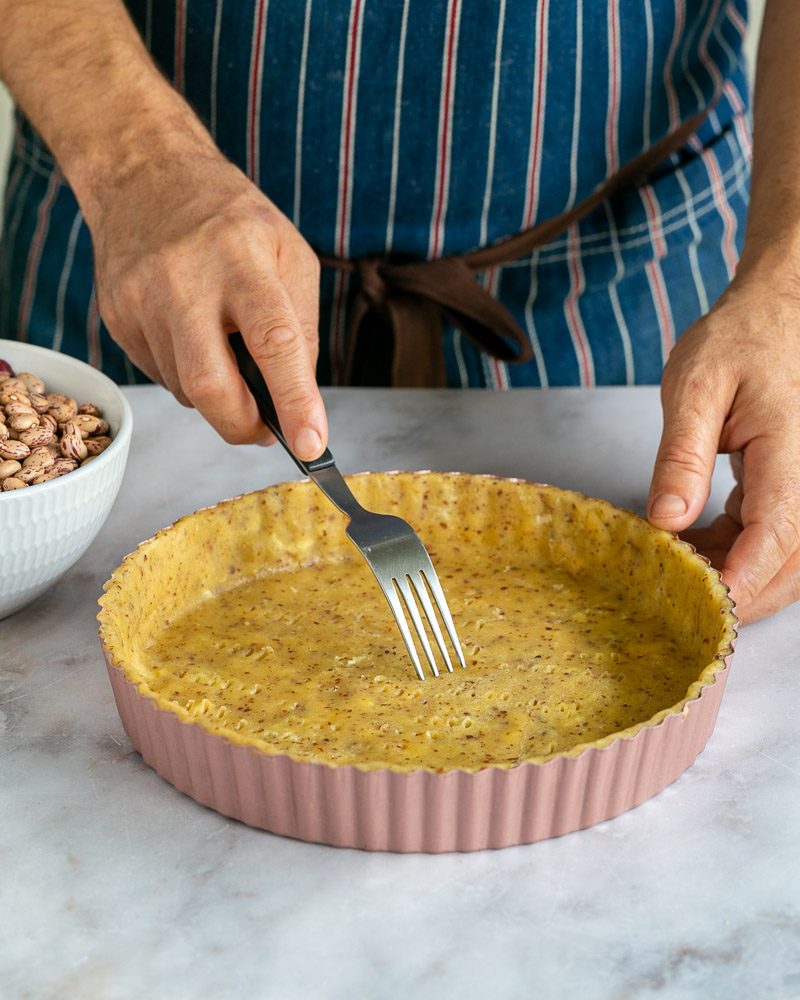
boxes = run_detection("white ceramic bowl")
[0,341,132,619]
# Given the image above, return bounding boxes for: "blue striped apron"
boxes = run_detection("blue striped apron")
[0,0,751,388]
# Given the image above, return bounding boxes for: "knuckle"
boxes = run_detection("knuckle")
[183,366,228,404]
[661,368,717,410]
[657,441,710,478]
[278,382,318,415]
[223,221,275,259]
[764,514,800,562]
[248,322,302,361]
[215,422,252,446]
[153,251,189,294]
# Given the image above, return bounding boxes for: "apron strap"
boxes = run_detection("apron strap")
[319,107,711,387]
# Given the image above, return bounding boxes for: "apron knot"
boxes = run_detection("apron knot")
[356,256,390,307]
[336,255,533,387]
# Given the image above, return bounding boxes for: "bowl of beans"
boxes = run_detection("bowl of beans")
[0,340,133,619]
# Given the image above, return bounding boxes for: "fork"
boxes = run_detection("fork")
[230,333,466,680]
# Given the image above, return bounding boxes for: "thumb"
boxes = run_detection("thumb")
[648,383,724,532]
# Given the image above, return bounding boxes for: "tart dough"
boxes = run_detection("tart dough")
[99,473,735,773]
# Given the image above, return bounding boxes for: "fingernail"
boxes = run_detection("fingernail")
[650,493,688,519]
[294,427,322,460]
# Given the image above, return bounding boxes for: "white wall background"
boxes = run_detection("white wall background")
[0,1,767,225]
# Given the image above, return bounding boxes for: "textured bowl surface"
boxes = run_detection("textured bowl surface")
[99,472,736,852]
[0,341,132,619]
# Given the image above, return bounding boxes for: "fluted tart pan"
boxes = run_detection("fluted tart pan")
[98,472,736,852]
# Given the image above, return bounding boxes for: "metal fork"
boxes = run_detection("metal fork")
[231,333,466,680]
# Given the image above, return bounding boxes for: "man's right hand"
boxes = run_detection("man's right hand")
[93,149,326,458]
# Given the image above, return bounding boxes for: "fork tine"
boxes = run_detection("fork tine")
[395,577,439,678]
[410,572,453,673]
[381,581,426,681]
[421,567,467,669]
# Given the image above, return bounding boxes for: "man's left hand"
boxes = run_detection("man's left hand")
[647,255,800,623]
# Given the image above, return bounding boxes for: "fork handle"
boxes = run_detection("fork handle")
[231,333,364,520]
[230,332,335,476]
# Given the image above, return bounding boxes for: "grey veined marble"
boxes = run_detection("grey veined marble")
[2,386,799,1000]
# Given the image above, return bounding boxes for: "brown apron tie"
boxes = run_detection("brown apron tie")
[319,107,711,387]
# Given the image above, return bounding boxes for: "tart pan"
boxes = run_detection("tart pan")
[99,472,736,853]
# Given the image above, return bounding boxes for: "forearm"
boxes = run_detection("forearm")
[0,0,214,228]
[740,0,800,266]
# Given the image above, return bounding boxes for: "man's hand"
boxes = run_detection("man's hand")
[647,256,800,622]
[92,150,325,455]
[647,0,800,623]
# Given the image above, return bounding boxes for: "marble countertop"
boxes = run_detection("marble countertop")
[3,386,800,1000]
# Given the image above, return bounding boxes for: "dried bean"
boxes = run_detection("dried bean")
[8,412,39,433]
[0,362,112,492]
[0,439,30,462]
[0,459,22,480]
[17,372,45,395]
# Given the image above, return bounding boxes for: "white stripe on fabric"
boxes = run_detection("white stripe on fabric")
[681,0,713,107]
[334,0,366,260]
[478,270,496,388]
[718,65,752,160]
[428,0,463,260]
[566,0,583,210]
[715,127,743,276]
[478,0,506,247]
[664,0,686,130]
[697,0,724,97]
[727,2,747,39]
[673,168,710,314]
[522,0,549,228]
[643,0,654,149]
[712,4,739,68]
[2,140,25,211]
[726,91,751,157]
[246,0,270,185]
[646,259,675,364]
[52,209,83,352]
[639,185,677,362]
[522,250,548,388]
[690,0,738,279]
[482,268,509,389]
[331,0,366,379]
[601,201,635,384]
[452,332,469,387]
[688,3,747,297]
[605,0,621,176]
[209,0,224,139]
[293,0,314,227]
[385,0,411,252]
[563,225,594,386]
